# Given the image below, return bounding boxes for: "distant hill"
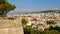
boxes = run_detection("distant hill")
[11,10,60,14]
[33,10,60,13]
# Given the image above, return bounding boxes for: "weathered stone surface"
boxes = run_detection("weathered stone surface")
[0,18,24,34]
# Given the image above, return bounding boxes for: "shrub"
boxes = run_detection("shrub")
[22,18,28,27]
[23,26,60,34]
[42,30,60,34]
[23,27,43,34]
[46,20,56,25]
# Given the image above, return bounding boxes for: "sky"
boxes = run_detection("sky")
[8,0,60,14]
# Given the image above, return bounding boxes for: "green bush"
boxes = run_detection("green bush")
[54,26,60,32]
[23,26,60,34]
[48,26,60,32]
[22,18,28,27]
[42,30,60,34]
[23,27,43,34]
[46,20,56,25]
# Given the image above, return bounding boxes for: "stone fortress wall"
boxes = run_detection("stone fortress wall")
[0,18,24,34]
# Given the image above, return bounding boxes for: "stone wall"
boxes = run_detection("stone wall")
[0,18,24,34]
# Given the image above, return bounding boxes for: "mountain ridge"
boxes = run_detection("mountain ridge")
[23,10,60,14]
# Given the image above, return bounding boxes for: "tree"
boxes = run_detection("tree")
[0,0,16,17]
[53,26,60,32]
[46,20,56,29]
[22,18,28,27]
[46,20,56,25]
[43,30,60,34]
[23,26,43,34]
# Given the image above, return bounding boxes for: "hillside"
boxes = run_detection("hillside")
[33,10,60,13]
